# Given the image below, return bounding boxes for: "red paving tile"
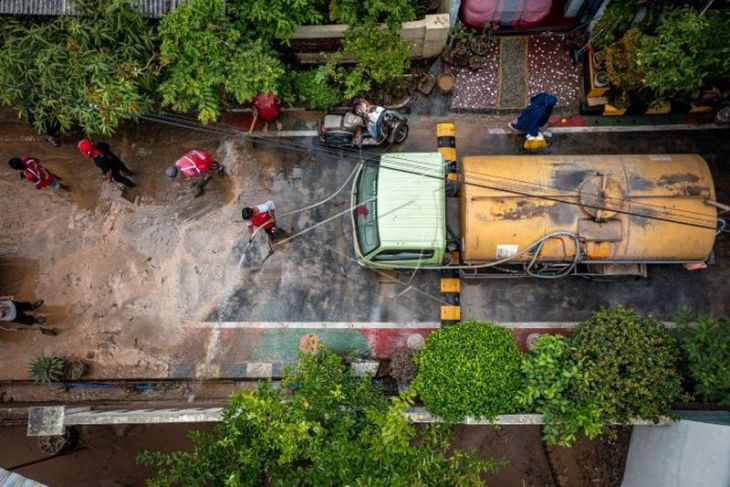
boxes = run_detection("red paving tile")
[527,36,581,110]
[451,40,500,111]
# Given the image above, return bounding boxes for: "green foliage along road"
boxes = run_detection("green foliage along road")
[138,348,503,486]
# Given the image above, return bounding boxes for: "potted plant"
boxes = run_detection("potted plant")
[29,354,88,383]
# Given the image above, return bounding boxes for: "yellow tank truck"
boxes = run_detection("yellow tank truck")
[351,124,722,278]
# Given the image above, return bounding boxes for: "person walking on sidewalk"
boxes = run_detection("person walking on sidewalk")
[78,139,136,188]
[241,201,284,240]
[508,92,558,148]
[252,92,283,132]
[165,149,224,198]
[0,299,46,325]
[8,156,68,191]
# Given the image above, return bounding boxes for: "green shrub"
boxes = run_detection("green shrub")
[342,25,412,98]
[571,307,684,425]
[592,0,640,52]
[294,66,343,111]
[329,0,415,26]
[518,335,602,447]
[676,310,730,406]
[606,27,645,91]
[138,348,503,485]
[414,321,523,422]
[637,7,730,97]
[229,0,327,43]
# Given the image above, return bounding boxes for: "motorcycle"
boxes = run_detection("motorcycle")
[318,107,409,148]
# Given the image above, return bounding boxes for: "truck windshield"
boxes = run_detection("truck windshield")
[354,163,380,256]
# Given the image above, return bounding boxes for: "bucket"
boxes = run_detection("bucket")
[437,72,455,93]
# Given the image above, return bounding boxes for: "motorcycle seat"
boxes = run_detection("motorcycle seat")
[323,114,344,130]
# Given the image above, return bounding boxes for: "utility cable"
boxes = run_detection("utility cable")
[141,113,720,230]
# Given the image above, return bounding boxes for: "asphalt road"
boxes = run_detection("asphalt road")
[213,125,730,323]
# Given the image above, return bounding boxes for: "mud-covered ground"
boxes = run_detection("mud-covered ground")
[0,422,631,487]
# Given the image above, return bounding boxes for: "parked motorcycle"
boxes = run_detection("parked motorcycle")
[318,106,409,148]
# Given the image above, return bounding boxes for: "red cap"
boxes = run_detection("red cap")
[78,139,94,157]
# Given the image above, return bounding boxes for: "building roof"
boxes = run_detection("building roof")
[0,0,189,18]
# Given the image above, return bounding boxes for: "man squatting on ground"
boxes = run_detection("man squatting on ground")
[8,156,68,191]
[78,139,136,188]
[241,201,280,240]
[165,149,224,198]
[0,299,46,325]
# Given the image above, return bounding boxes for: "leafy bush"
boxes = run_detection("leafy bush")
[592,0,640,52]
[606,28,645,91]
[342,25,413,98]
[0,0,157,135]
[294,66,343,111]
[330,0,415,25]
[676,310,730,406]
[229,0,327,43]
[571,307,684,425]
[138,348,503,485]
[637,7,730,97]
[158,0,285,124]
[518,335,602,447]
[414,322,523,422]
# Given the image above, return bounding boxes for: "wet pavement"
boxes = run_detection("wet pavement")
[1,108,728,378]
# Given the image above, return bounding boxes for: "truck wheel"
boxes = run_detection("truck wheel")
[394,123,409,144]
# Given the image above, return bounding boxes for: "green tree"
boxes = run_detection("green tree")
[138,348,503,486]
[676,310,730,406]
[0,0,157,136]
[637,7,730,97]
[413,322,523,422]
[157,0,285,124]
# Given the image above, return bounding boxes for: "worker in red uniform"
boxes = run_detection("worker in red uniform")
[165,149,224,198]
[7,156,68,191]
[252,92,283,132]
[241,201,281,239]
[77,139,136,188]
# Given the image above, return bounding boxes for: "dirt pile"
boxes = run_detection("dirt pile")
[0,128,263,380]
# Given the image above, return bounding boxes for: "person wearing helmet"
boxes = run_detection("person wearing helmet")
[165,149,223,199]
[78,139,136,188]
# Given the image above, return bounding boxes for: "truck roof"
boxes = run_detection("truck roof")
[376,152,446,249]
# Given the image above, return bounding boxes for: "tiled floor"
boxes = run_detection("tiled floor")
[451,34,581,112]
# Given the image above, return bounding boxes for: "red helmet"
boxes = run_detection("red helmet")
[78,139,94,157]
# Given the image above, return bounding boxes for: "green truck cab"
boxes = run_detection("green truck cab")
[350,152,446,268]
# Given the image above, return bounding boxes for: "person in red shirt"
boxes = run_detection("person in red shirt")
[241,201,280,238]
[8,157,68,191]
[165,149,224,198]
[252,92,283,132]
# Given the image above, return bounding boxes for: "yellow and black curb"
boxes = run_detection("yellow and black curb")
[437,122,461,326]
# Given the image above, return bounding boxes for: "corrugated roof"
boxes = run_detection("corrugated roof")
[0,0,190,18]
[0,467,48,487]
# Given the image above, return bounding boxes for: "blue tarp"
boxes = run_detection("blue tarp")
[513,92,557,137]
